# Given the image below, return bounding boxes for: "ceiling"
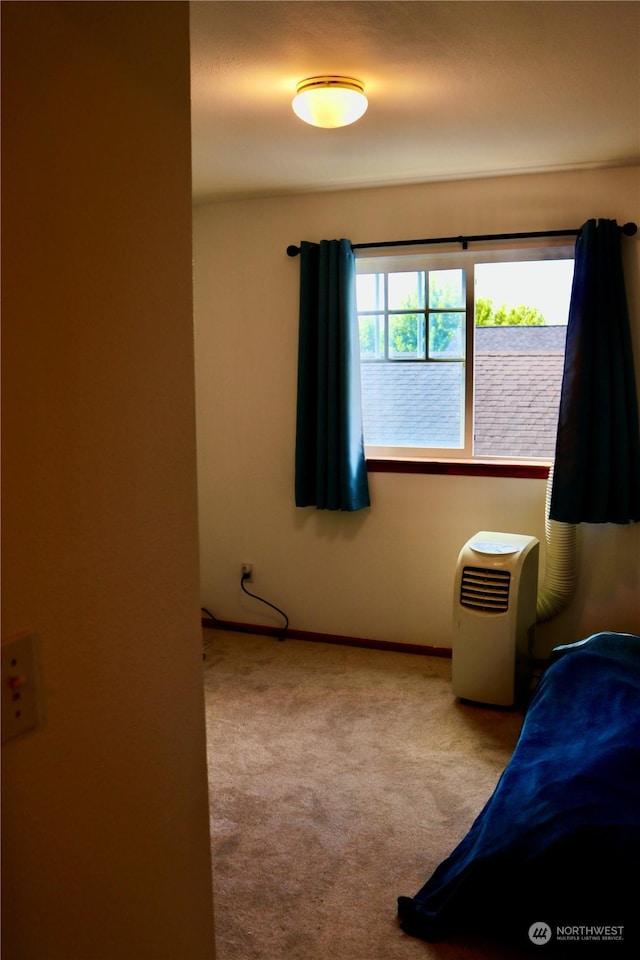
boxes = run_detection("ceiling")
[190,0,640,204]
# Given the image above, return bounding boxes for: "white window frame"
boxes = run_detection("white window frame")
[356,241,574,463]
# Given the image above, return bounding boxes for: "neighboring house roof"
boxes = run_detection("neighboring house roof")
[475,325,567,353]
[361,325,566,457]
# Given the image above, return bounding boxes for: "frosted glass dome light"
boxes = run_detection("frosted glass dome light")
[292,76,368,129]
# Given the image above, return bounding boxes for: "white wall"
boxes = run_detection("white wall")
[193,166,640,659]
[1,4,215,958]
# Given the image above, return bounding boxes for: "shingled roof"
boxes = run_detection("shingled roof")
[361,325,566,457]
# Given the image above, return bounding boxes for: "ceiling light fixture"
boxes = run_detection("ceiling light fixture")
[292,76,368,129]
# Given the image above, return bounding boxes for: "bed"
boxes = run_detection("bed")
[397,631,640,956]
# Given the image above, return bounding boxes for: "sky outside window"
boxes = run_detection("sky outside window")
[475,259,574,324]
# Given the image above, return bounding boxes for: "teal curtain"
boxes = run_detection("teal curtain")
[295,239,370,511]
[550,219,640,523]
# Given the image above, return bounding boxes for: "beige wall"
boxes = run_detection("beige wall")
[1,4,215,958]
[193,166,640,659]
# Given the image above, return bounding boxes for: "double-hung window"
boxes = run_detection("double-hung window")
[356,245,575,463]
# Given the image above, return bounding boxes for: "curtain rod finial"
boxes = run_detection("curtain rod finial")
[287,245,301,257]
[622,222,638,237]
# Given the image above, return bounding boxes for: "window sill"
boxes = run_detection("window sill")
[366,457,551,479]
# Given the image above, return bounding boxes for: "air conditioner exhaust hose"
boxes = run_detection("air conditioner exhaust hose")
[536,462,577,622]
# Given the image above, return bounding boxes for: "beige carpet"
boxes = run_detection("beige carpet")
[203,629,533,960]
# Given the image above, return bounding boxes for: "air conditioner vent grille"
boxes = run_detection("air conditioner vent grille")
[460,566,511,613]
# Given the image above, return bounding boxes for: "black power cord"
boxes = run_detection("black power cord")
[241,573,289,641]
[201,606,217,623]
[201,607,218,659]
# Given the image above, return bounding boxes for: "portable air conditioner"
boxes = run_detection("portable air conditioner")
[452,531,539,707]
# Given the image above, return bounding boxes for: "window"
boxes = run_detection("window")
[356,245,574,462]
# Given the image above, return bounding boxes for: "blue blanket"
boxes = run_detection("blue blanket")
[398,632,640,955]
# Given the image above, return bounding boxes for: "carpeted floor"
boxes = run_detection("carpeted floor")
[203,629,532,960]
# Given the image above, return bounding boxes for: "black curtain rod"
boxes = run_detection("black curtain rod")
[286,222,638,257]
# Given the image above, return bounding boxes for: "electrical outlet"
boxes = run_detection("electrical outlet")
[2,632,40,743]
[241,563,253,582]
